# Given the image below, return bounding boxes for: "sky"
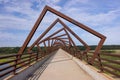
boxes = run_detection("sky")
[0,0,120,47]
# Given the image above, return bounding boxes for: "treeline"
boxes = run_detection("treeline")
[0,45,120,54]
[77,45,120,50]
[0,47,20,54]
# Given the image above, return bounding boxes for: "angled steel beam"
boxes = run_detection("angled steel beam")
[37,33,67,45]
[51,34,67,38]
[43,38,67,50]
[60,38,68,39]
[35,19,89,53]
[40,36,68,47]
[37,31,72,47]
[35,19,87,51]
[37,28,64,44]
[63,28,76,47]
[18,7,48,54]
[58,19,90,52]
[51,39,54,47]
[48,40,50,47]
[18,6,105,54]
[27,19,59,52]
[18,6,106,64]
[46,6,106,39]
[43,41,47,54]
[53,41,64,46]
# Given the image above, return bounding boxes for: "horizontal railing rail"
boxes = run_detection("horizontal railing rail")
[0,51,49,79]
[87,52,120,77]
[64,47,120,78]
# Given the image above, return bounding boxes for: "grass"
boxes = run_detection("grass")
[0,49,120,77]
[87,50,120,77]
[0,54,30,65]
[100,50,116,53]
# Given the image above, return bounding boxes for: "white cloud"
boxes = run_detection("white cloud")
[63,7,120,27]
[0,0,120,46]
[0,14,34,30]
[102,26,120,45]
[33,0,61,11]
[64,0,89,8]
[0,0,62,31]
[60,7,120,45]
[0,31,27,46]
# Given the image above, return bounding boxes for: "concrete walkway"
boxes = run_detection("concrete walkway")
[35,49,94,80]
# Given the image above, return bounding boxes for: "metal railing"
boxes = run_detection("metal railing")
[86,52,120,77]
[0,47,120,79]
[0,51,48,79]
[67,47,120,78]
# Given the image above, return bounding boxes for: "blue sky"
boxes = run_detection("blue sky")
[0,0,120,47]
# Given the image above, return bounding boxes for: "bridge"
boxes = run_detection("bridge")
[0,6,120,80]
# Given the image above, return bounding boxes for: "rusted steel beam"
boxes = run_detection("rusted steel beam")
[39,37,67,49]
[37,28,64,44]
[50,37,67,43]
[18,7,48,54]
[38,33,67,45]
[35,19,84,52]
[63,28,76,47]
[37,44,42,52]
[43,41,47,54]
[51,34,67,38]
[48,39,50,47]
[46,6,106,39]
[51,38,69,51]
[51,38,68,47]
[60,38,68,39]
[54,43,64,47]
[51,40,65,50]
[90,38,106,64]
[18,6,106,64]
[43,41,47,48]
[51,39,54,47]
[58,19,90,52]
[41,37,68,46]
[37,31,70,49]
[36,19,89,53]
[63,28,73,46]
[45,6,106,63]
[52,42,64,50]
[28,19,59,51]
[53,41,64,46]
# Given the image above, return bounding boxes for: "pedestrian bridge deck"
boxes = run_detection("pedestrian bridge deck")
[28,49,110,80]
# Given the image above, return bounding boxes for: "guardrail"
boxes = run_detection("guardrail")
[62,47,120,78]
[0,51,48,79]
[1,48,120,79]
[86,52,120,78]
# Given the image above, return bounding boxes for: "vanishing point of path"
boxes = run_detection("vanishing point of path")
[29,49,94,80]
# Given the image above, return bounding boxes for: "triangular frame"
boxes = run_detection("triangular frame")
[18,5,106,63]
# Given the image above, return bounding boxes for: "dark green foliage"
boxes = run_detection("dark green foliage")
[101,45,120,50]
[32,47,37,52]
[0,45,120,54]
[77,45,120,50]
[101,50,116,53]
[0,47,20,54]
[77,46,86,50]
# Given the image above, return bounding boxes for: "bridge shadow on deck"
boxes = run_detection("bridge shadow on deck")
[28,51,58,80]
[28,50,73,80]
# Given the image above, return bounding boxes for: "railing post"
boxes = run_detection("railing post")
[29,53,31,66]
[97,53,103,72]
[78,50,82,60]
[13,54,19,75]
[84,51,88,62]
[36,52,38,61]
